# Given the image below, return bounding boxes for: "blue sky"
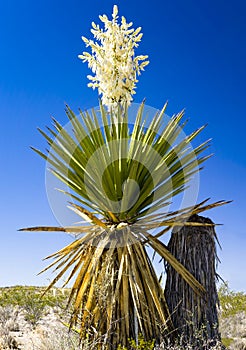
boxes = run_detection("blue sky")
[0,0,245,291]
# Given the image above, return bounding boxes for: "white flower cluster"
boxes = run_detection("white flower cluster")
[78,5,149,111]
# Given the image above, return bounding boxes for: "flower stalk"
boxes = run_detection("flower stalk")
[79,5,149,112]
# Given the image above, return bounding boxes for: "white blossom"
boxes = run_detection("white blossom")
[78,5,149,112]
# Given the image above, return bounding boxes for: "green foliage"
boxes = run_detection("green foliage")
[29,102,224,225]
[0,286,69,327]
[117,334,155,350]
[221,337,233,347]
[22,293,46,326]
[218,282,246,318]
[0,286,69,308]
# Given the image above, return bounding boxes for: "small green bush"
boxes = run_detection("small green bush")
[218,282,246,318]
[221,337,233,347]
[117,334,155,350]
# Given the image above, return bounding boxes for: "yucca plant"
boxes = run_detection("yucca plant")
[20,5,228,348]
[20,101,227,347]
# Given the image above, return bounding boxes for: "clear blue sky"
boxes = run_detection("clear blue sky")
[0,0,245,291]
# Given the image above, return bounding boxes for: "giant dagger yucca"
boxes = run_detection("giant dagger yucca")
[20,101,228,347]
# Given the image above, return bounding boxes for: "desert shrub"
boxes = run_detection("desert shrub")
[117,334,155,350]
[221,337,233,347]
[22,293,46,327]
[0,286,69,308]
[0,286,70,327]
[218,282,246,318]
[0,306,19,349]
[33,328,81,350]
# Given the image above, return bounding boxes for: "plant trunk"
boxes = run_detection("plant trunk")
[164,214,222,348]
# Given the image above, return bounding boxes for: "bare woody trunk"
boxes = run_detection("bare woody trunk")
[164,214,221,348]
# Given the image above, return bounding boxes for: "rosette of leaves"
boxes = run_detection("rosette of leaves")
[20,101,228,348]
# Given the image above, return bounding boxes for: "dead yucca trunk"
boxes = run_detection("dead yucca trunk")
[164,214,221,347]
